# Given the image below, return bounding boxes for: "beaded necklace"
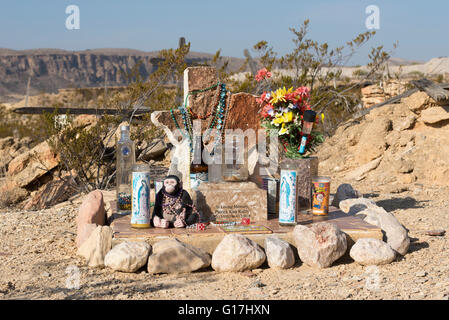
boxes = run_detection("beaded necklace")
[170,81,230,154]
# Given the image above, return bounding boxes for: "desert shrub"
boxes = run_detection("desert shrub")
[223,20,395,136]
[353,69,369,77]
[0,106,46,144]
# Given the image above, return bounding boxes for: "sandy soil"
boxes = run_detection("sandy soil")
[1,180,448,300]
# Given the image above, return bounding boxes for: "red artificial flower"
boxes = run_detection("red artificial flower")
[261,104,274,118]
[256,91,267,104]
[255,68,272,82]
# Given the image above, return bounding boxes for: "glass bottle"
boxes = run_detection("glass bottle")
[278,159,299,226]
[190,135,208,190]
[116,125,135,214]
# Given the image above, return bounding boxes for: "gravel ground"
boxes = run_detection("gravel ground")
[1,182,448,300]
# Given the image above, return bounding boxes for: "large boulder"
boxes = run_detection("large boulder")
[76,190,106,247]
[7,140,59,188]
[77,225,113,268]
[147,239,211,274]
[350,238,396,265]
[105,241,152,273]
[264,236,295,269]
[211,234,266,272]
[339,198,410,255]
[293,222,347,268]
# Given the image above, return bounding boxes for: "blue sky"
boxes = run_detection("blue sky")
[0,0,447,65]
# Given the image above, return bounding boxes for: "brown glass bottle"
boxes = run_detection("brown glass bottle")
[190,136,208,190]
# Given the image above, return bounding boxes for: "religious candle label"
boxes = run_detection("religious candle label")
[312,179,330,215]
[131,171,151,226]
[279,170,297,224]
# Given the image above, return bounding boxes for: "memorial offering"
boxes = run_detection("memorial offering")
[116,125,135,214]
[257,71,324,223]
[299,110,317,154]
[279,161,298,225]
[153,175,199,228]
[257,84,324,158]
[131,164,151,228]
[311,176,331,215]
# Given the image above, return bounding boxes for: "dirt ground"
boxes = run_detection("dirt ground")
[1,179,448,300]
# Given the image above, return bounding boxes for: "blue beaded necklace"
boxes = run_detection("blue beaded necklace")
[170,82,230,154]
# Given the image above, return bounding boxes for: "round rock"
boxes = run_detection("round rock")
[212,234,266,272]
[350,238,396,266]
[105,241,152,273]
[264,236,295,269]
[293,222,347,268]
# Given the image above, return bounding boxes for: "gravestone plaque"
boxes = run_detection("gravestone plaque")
[195,181,267,222]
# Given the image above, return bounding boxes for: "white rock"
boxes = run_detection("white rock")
[339,198,410,255]
[212,234,266,272]
[104,241,151,272]
[264,236,295,269]
[77,225,113,268]
[147,238,211,274]
[293,222,347,268]
[350,238,396,265]
[339,197,378,214]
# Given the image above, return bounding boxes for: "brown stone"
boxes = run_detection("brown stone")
[420,106,449,124]
[8,141,59,188]
[76,190,106,247]
[195,181,267,222]
[402,91,435,114]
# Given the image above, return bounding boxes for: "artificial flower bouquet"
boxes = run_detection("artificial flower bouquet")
[255,69,324,158]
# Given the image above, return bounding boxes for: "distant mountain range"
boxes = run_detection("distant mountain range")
[0,48,246,101]
[0,48,444,103]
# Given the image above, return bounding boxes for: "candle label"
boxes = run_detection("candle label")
[131,172,151,225]
[279,170,297,223]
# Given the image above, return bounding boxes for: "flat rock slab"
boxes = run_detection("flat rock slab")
[109,202,382,254]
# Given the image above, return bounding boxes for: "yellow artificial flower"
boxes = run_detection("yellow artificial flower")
[279,123,289,135]
[270,87,293,105]
[321,113,325,123]
[272,115,284,126]
[272,111,293,126]
[283,111,293,123]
